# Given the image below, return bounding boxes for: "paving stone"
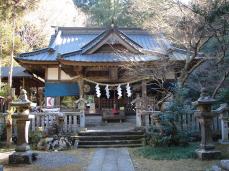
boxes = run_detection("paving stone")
[220,160,229,171]
[87,148,134,171]
[0,165,3,171]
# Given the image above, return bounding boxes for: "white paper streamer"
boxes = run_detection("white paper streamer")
[105,85,110,99]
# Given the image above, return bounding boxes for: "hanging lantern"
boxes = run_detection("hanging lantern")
[117,84,122,99]
[95,84,101,97]
[105,85,110,99]
[126,83,132,97]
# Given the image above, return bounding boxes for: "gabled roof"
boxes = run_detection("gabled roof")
[15,26,188,63]
[81,26,143,54]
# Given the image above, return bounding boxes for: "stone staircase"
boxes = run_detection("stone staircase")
[72,130,145,148]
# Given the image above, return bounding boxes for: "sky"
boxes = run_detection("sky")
[179,0,191,4]
[24,0,192,36]
[24,0,87,35]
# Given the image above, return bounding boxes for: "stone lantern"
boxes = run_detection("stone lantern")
[9,89,37,164]
[131,94,145,127]
[193,88,221,160]
[75,96,87,128]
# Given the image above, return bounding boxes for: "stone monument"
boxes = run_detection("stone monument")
[192,88,221,160]
[9,89,37,164]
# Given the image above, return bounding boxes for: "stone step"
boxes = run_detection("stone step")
[76,130,145,148]
[72,134,145,141]
[78,139,144,145]
[78,143,143,148]
[78,131,144,136]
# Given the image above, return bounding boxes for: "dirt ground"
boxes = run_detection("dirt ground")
[130,155,217,171]
[0,149,94,171]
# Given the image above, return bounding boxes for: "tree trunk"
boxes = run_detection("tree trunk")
[8,8,15,88]
[0,32,2,91]
[212,70,229,98]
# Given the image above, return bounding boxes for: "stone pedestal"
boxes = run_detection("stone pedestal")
[219,117,229,144]
[9,89,38,164]
[193,88,221,160]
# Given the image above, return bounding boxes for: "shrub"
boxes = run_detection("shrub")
[29,129,44,148]
[0,124,6,141]
[146,113,189,147]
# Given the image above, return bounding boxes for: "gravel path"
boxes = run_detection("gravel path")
[0,149,94,171]
[34,151,79,169]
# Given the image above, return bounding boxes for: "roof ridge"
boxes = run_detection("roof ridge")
[60,50,82,58]
[18,48,50,57]
[81,27,143,54]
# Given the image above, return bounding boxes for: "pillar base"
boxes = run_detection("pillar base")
[15,143,31,152]
[195,149,221,160]
[219,140,229,144]
[9,151,38,164]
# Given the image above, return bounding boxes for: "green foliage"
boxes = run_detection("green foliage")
[0,0,40,20]
[165,86,194,128]
[217,88,229,104]
[29,129,43,147]
[146,86,194,147]
[135,143,197,160]
[0,85,11,98]
[146,113,190,147]
[61,96,77,108]
[0,0,47,66]
[82,0,141,27]
[0,124,6,141]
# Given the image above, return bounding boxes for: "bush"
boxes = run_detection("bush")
[29,129,44,148]
[0,124,6,141]
[146,113,189,147]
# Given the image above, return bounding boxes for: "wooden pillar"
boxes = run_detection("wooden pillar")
[78,79,84,98]
[142,80,147,98]
[22,77,25,89]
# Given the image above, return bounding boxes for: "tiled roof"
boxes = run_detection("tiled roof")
[15,27,188,63]
[1,66,32,78]
[61,53,160,62]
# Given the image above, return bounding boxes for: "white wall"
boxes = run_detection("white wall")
[60,70,72,80]
[47,68,58,80]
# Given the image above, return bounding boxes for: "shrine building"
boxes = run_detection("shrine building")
[15,26,196,115]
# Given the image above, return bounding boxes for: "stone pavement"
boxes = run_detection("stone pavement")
[87,148,135,171]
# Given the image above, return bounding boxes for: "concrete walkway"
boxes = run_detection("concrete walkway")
[87,148,135,171]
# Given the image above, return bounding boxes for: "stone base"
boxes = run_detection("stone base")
[195,149,221,160]
[9,151,38,164]
[219,140,229,144]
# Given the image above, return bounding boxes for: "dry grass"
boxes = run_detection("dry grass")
[129,143,229,171]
